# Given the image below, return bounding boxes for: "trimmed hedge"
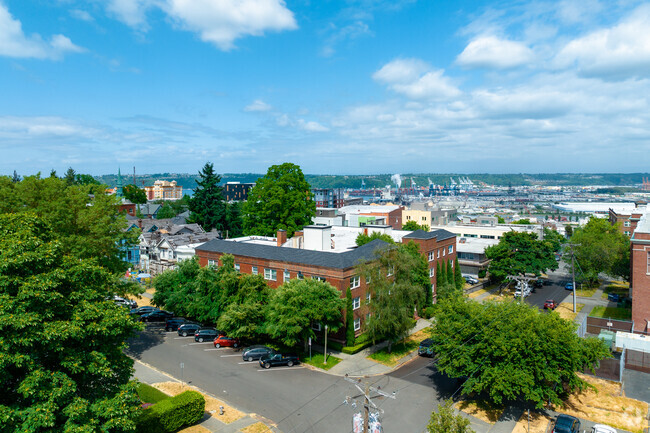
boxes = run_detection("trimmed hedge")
[136,382,170,404]
[136,390,205,433]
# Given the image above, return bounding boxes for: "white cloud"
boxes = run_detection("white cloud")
[164,0,297,50]
[321,21,372,57]
[373,58,460,100]
[0,3,84,59]
[555,4,650,79]
[298,119,329,132]
[70,9,94,22]
[457,35,534,69]
[244,99,272,112]
[106,0,156,28]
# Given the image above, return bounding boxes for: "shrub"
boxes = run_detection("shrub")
[341,340,373,354]
[136,390,205,433]
[478,269,487,279]
[421,307,436,319]
[136,383,170,404]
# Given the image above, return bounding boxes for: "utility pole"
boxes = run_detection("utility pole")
[344,374,396,433]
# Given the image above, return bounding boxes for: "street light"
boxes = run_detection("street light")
[324,325,328,365]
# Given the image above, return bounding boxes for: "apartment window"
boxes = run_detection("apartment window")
[431,283,435,293]
[313,276,327,282]
[284,270,290,282]
[480,235,496,239]
[458,252,475,260]
[429,267,435,278]
[350,276,361,289]
[624,231,631,236]
[437,249,440,258]
[208,259,216,267]
[234,263,240,272]
[448,245,454,254]
[297,271,304,280]
[428,251,434,261]
[647,251,650,274]
[264,268,277,281]
[353,297,361,310]
[366,313,371,321]
[451,260,454,268]
[251,266,258,275]
[366,292,371,304]
[366,276,371,285]
[443,247,446,256]
[423,216,427,221]
[624,221,631,227]
[387,266,394,277]
[354,317,361,331]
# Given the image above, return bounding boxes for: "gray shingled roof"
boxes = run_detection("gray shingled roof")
[403,228,456,241]
[196,238,390,270]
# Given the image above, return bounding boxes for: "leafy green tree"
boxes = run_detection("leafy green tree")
[0,213,142,433]
[454,257,464,292]
[430,298,610,408]
[543,227,565,252]
[403,220,429,231]
[496,216,505,224]
[359,245,423,352]
[0,174,138,274]
[569,217,630,282]
[401,241,433,309]
[123,184,147,204]
[355,231,395,246]
[565,225,573,237]
[156,202,177,219]
[225,201,244,238]
[242,163,315,237]
[427,400,474,433]
[266,279,344,351]
[345,288,355,346]
[188,162,226,232]
[512,218,532,224]
[484,231,558,283]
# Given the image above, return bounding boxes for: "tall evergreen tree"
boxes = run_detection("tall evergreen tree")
[188,162,226,232]
[454,257,464,293]
[11,170,20,183]
[225,201,244,238]
[446,260,454,289]
[345,288,355,346]
[64,167,76,185]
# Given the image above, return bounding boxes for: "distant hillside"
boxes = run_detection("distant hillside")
[94,172,650,189]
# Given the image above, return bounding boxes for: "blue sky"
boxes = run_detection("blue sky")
[1,0,649,176]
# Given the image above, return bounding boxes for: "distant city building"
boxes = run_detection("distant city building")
[312,188,345,208]
[144,180,183,201]
[609,202,647,237]
[224,182,255,201]
[338,205,404,229]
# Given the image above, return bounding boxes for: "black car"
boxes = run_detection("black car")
[129,306,159,316]
[552,414,581,433]
[165,317,192,332]
[177,323,202,337]
[140,310,174,322]
[418,339,434,357]
[194,328,222,342]
[242,345,276,362]
[259,353,299,369]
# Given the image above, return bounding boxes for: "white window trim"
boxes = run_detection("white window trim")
[365,292,371,304]
[284,270,290,282]
[251,266,258,275]
[353,296,361,310]
[234,263,240,272]
[350,275,361,289]
[429,267,434,278]
[353,317,361,331]
[264,268,277,281]
[449,245,454,254]
[428,252,434,261]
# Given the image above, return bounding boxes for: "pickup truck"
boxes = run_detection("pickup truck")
[259,353,300,369]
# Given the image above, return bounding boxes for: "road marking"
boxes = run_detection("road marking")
[173,337,190,340]
[221,354,242,358]
[238,361,252,364]
[203,348,228,351]
[188,342,214,345]
[257,366,304,372]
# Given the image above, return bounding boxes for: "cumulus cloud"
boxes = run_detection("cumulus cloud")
[298,119,329,132]
[244,99,272,112]
[373,58,460,100]
[0,3,84,59]
[554,4,650,79]
[107,0,297,50]
[456,35,534,69]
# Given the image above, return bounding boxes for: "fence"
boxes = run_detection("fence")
[586,317,633,335]
[576,315,587,338]
[583,351,622,382]
[625,348,650,373]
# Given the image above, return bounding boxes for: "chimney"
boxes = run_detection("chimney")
[277,229,287,247]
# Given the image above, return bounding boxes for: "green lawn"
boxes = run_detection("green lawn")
[302,353,341,370]
[601,283,629,300]
[589,306,632,320]
[575,284,598,297]
[136,382,169,404]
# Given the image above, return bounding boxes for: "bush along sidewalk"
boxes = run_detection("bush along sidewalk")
[136,390,205,433]
[328,333,373,355]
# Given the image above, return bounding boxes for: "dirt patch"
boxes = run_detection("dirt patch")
[512,411,551,433]
[554,302,584,321]
[177,426,211,433]
[239,422,271,433]
[554,373,648,433]
[467,288,489,299]
[454,400,503,424]
[152,382,246,424]
[135,294,152,307]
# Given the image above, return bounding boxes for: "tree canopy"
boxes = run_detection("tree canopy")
[188,162,227,232]
[122,184,147,204]
[484,231,558,283]
[0,213,142,432]
[0,174,137,274]
[355,231,396,246]
[569,217,630,282]
[427,400,474,433]
[430,298,610,408]
[242,163,315,237]
[403,220,430,232]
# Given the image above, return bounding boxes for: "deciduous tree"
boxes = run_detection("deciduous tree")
[355,231,395,246]
[123,184,147,204]
[427,400,474,433]
[403,220,429,232]
[0,213,142,432]
[485,231,557,283]
[242,163,315,237]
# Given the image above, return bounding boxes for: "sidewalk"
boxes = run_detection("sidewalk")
[133,360,279,433]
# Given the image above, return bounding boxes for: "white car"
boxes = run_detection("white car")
[592,425,617,433]
[513,289,530,298]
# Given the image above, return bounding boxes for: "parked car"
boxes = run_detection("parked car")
[533,279,544,288]
[259,353,300,369]
[113,296,137,309]
[213,335,240,348]
[565,283,574,290]
[513,288,530,298]
[552,414,580,433]
[165,317,189,332]
[418,338,434,357]
[194,328,222,342]
[177,323,202,337]
[591,424,617,433]
[607,293,620,302]
[544,299,558,310]
[242,345,276,362]
[140,310,174,322]
[130,306,159,316]
[464,276,479,285]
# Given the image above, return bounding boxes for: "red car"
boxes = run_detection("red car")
[544,300,558,310]
[213,335,240,348]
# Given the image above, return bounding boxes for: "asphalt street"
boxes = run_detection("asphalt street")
[127,326,451,433]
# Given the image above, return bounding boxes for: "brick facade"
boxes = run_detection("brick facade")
[631,223,650,333]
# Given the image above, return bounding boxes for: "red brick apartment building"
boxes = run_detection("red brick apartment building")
[195,228,456,338]
[609,201,647,237]
[631,209,650,333]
